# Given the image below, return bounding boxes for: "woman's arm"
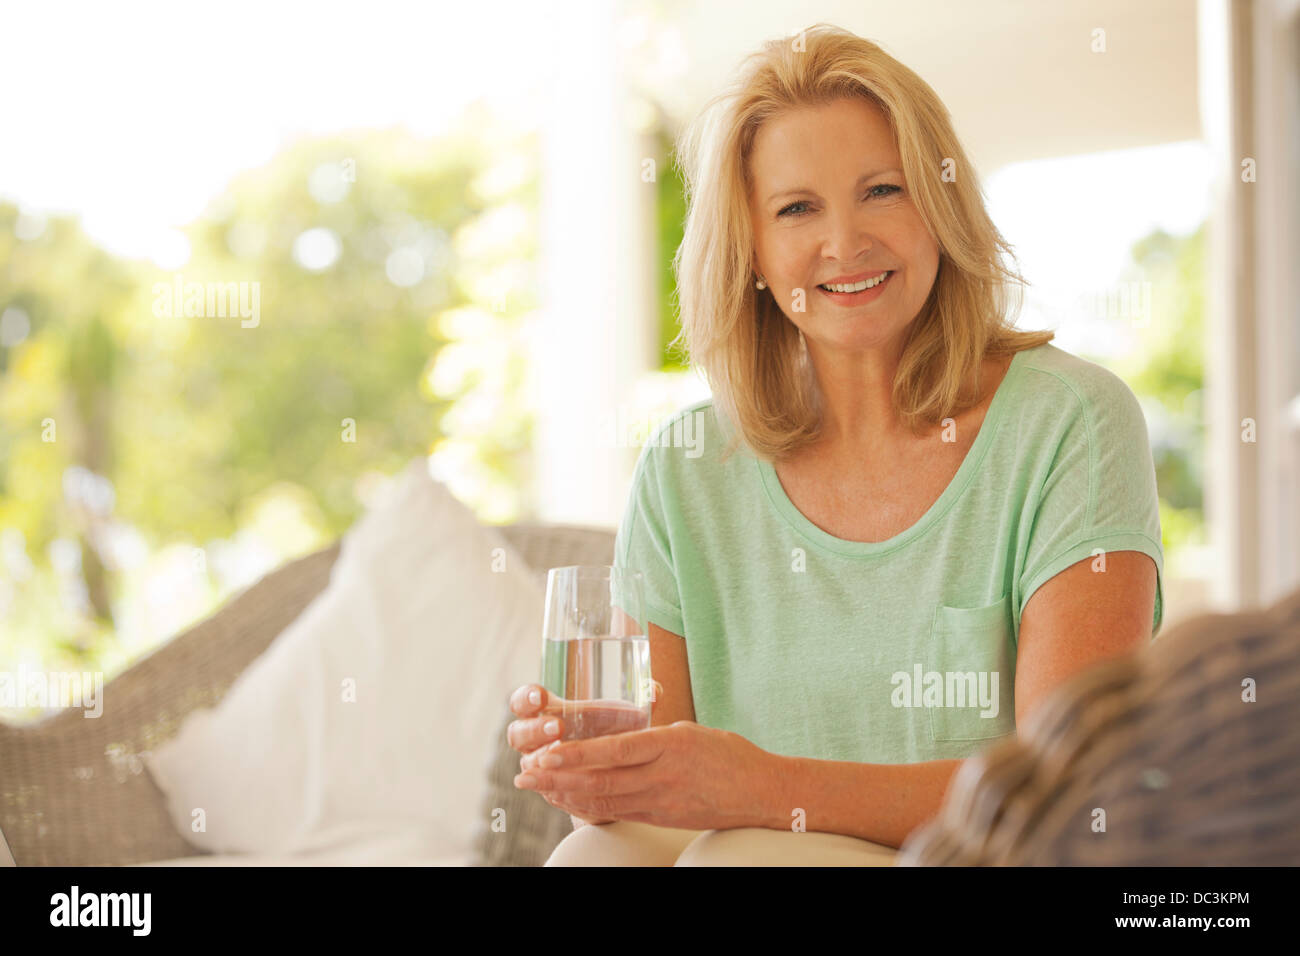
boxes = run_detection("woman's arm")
[648,622,695,726]
[762,755,963,848]
[1014,550,1156,723]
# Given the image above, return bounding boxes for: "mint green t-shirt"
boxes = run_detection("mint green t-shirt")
[613,343,1164,765]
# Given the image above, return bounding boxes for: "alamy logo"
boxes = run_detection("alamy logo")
[889,665,1000,718]
[151,273,260,328]
[593,407,705,457]
[0,666,102,717]
[50,886,151,936]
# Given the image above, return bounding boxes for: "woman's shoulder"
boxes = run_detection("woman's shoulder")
[1012,343,1146,415]
[1008,343,1153,449]
[632,396,744,489]
[638,398,717,458]
[1013,342,1138,397]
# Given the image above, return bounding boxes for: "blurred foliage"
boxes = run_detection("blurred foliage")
[1104,221,1207,574]
[653,121,689,372]
[0,209,138,646]
[0,110,538,690]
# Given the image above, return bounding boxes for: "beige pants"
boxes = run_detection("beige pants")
[544,820,898,866]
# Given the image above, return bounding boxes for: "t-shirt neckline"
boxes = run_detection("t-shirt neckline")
[756,348,1025,557]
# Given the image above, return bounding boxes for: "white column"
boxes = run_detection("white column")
[532,0,656,529]
[1199,0,1258,610]
[1200,0,1300,610]
[1251,0,1300,605]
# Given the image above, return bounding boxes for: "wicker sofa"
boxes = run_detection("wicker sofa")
[0,521,610,867]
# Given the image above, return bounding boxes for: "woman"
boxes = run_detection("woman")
[509,23,1163,865]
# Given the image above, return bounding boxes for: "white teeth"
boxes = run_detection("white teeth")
[820,272,891,293]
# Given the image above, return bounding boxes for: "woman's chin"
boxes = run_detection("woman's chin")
[806,323,904,355]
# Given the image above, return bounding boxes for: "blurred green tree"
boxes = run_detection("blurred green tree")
[0,112,538,683]
[653,122,689,373]
[1106,222,1207,571]
[0,208,137,647]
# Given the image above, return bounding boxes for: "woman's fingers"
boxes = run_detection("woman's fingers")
[517,681,660,716]
[508,680,662,754]
[507,684,567,754]
[509,683,549,717]
[508,714,565,754]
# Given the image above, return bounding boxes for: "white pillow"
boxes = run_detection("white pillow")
[0,824,14,866]
[143,458,544,860]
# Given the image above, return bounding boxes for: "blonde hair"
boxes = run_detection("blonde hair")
[670,23,1054,462]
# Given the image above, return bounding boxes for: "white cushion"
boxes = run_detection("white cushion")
[132,826,468,866]
[143,458,543,859]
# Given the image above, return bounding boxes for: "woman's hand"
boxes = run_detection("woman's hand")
[513,720,780,832]
[507,682,661,828]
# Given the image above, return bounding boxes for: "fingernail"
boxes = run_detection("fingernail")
[515,773,536,788]
[539,752,563,769]
[528,688,541,707]
[543,719,559,736]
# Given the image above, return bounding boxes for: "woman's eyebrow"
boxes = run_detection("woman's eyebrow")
[765,167,903,205]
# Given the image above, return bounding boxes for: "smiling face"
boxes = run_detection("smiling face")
[747,96,940,356]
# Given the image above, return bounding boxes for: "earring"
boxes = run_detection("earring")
[755,275,767,290]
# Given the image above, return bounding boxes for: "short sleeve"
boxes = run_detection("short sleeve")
[612,443,686,638]
[1018,371,1165,638]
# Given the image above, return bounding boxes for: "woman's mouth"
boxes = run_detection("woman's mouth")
[816,270,894,304]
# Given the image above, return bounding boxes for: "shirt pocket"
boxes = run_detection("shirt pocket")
[927,594,1017,743]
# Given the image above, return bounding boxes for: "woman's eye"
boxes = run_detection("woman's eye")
[776,184,901,218]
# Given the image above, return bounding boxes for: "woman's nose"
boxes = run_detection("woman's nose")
[819,206,874,262]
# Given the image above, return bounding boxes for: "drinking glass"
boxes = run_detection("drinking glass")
[540,565,652,740]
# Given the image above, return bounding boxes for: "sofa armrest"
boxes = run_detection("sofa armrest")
[0,542,341,866]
